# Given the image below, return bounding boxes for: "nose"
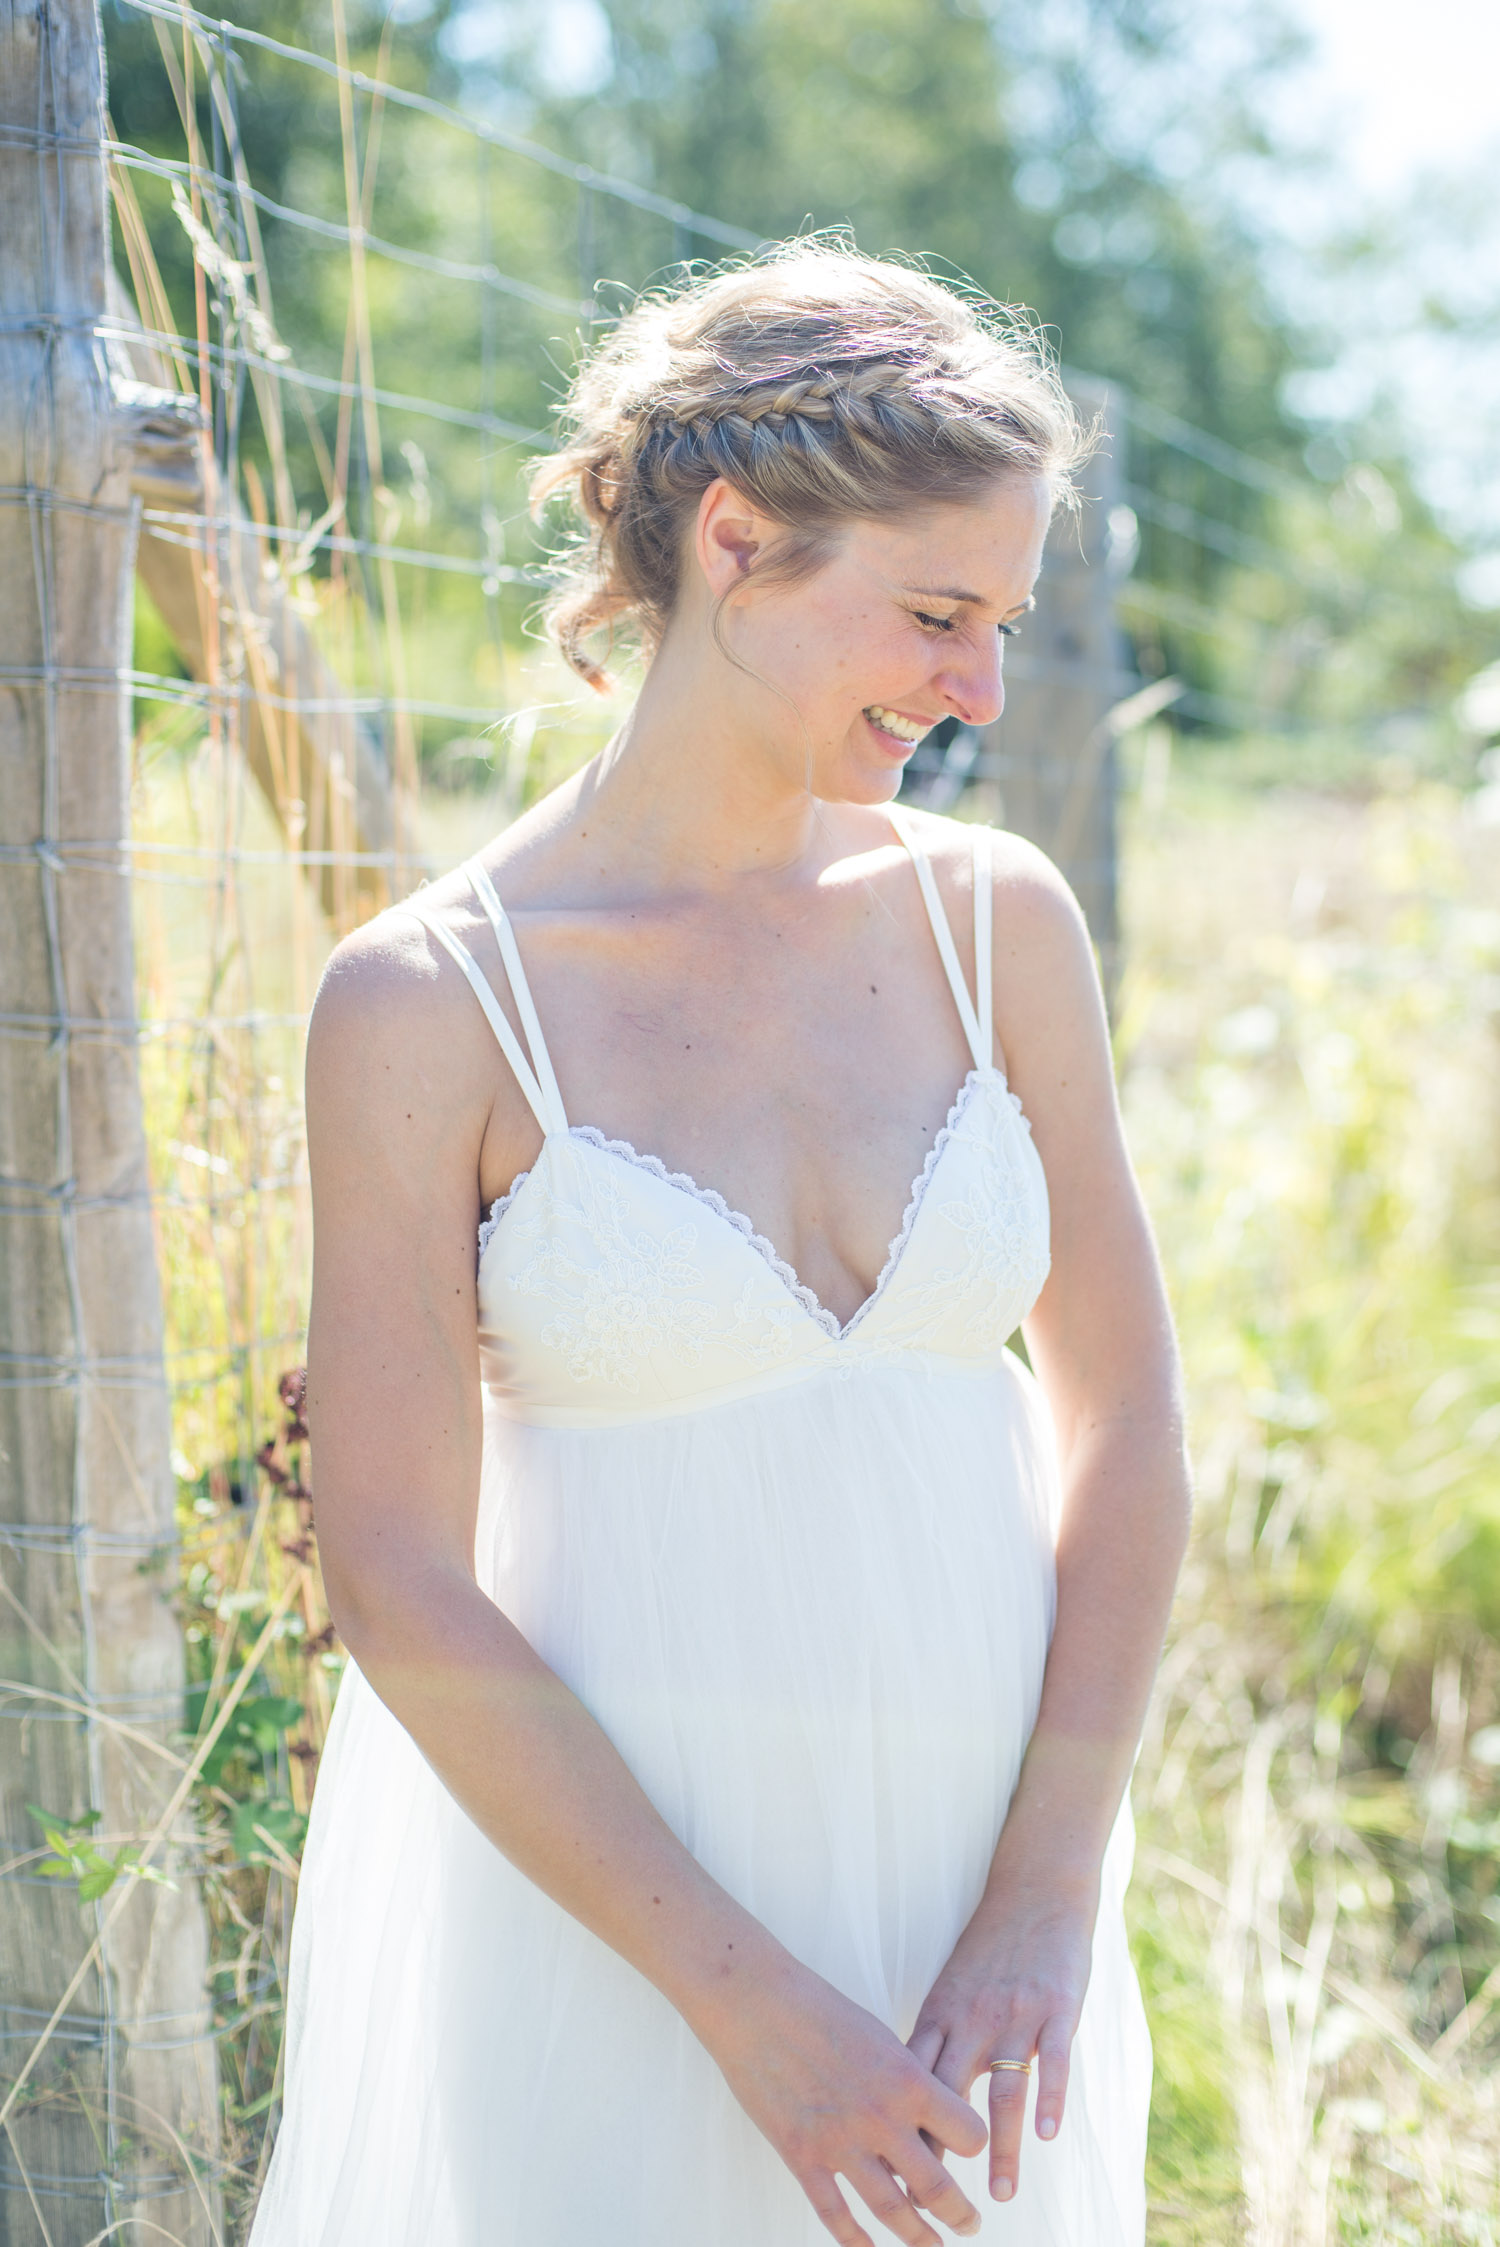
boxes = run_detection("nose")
[937,630,1005,730]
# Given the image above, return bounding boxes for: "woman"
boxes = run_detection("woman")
[251,245,1191,2247]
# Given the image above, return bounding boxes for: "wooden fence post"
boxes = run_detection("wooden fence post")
[0,2,219,2239]
[105,280,401,927]
[971,377,1134,1001]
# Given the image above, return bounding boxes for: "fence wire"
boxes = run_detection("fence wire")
[0,0,1442,2232]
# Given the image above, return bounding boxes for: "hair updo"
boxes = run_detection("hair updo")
[529,240,1091,689]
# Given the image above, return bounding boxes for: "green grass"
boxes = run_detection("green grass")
[1121,774,1500,2241]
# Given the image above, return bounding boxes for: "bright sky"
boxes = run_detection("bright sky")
[1287,0,1500,194]
[1270,0,1500,571]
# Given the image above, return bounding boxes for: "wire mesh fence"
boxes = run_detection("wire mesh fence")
[1,0,1477,2237]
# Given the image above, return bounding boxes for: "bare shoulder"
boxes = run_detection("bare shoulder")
[311,894,450,1059]
[897,805,1090,957]
[896,806,1109,1110]
[306,884,501,1129]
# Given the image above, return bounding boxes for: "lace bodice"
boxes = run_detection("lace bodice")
[404,815,1051,1429]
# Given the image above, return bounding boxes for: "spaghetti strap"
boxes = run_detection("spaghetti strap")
[971,825,993,1071]
[888,807,991,1073]
[402,871,568,1138]
[463,861,569,1133]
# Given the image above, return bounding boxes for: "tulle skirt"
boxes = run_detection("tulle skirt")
[250,1353,1150,2243]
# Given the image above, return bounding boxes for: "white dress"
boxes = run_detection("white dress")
[250,810,1151,2245]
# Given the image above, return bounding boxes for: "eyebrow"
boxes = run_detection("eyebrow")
[902,587,1037,618]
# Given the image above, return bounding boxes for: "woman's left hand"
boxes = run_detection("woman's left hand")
[906,1882,1097,2206]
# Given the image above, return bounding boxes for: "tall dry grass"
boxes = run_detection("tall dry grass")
[124,682,616,2230]
[1121,773,1500,2242]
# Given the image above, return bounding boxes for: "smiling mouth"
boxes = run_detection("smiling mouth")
[863,704,933,748]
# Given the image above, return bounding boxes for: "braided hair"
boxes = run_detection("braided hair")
[530,242,1089,689]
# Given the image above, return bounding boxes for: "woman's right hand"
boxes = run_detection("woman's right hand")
[700,1957,989,2246]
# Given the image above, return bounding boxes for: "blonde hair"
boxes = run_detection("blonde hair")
[530,241,1091,688]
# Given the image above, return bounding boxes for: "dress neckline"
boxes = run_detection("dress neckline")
[410,809,1001,1330]
[479,1065,1033,1343]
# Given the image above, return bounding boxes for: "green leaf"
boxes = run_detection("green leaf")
[238,1696,306,1754]
[77,1864,120,1902]
[113,1848,177,1892]
[185,1692,306,1785]
[37,1856,74,1879]
[196,1735,239,1788]
[27,1803,101,1837]
[232,2087,282,2122]
[232,1796,307,1867]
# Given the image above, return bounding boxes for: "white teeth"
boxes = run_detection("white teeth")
[864,705,930,745]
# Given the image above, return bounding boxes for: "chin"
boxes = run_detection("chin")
[826,741,907,804]
[858,764,908,806]
[796,720,919,807]
[813,759,908,809]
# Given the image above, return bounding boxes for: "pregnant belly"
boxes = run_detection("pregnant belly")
[479,1355,1059,2019]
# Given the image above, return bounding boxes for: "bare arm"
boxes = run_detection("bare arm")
[996,849,1189,1897]
[910,841,1191,2198]
[305,915,987,2247]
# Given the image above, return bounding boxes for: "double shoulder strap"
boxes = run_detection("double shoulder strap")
[889,808,993,1072]
[403,863,567,1136]
[401,813,994,1130]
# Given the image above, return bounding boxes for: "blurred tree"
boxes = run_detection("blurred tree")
[98,0,1496,767]
[471,0,1495,750]
[484,0,1311,460]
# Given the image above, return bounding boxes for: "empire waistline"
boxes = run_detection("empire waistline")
[479,1344,1025,1430]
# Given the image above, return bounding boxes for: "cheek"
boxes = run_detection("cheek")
[821,609,896,689]
[761,583,912,718]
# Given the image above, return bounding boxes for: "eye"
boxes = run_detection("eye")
[999,621,1021,639]
[911,609,959,633]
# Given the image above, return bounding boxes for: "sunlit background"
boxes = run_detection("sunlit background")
[3,0,1497,2238]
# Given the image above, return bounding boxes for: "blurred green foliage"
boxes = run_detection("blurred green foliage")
[514,0,1304,453]
[102,0,1498,787]
[1122,775,1500,2238]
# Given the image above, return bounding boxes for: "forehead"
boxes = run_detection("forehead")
[843,478,1052,609]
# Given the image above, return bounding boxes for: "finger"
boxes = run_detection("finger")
[918,2076,988,2163]
[906,2020,946,2074]
[914,2040,962,2164]
[1034,2016,1073,2145]
[844,2155,942,2247]
[802,2165,876,2247]
[986,2056,1033,2202]
[926,2038,971,2096]
[895,2137,982,2238]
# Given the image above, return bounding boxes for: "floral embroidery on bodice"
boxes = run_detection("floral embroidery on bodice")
[504,1160,717,1392]
[403,817,1051,1429]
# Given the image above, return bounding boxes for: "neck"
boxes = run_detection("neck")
[567,617,842,893]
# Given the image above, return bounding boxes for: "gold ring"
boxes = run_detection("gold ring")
[989,2059,1032,2075]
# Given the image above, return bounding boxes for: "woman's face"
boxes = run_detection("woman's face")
[697,473,1053,805]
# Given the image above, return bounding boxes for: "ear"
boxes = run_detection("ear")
[693,477,768,600]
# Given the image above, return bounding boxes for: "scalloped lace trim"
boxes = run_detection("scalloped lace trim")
[478,1065,1030,1334]
[567,1125,841,1336]
[478,1168,533,1260]
[838,1066,991,1340]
